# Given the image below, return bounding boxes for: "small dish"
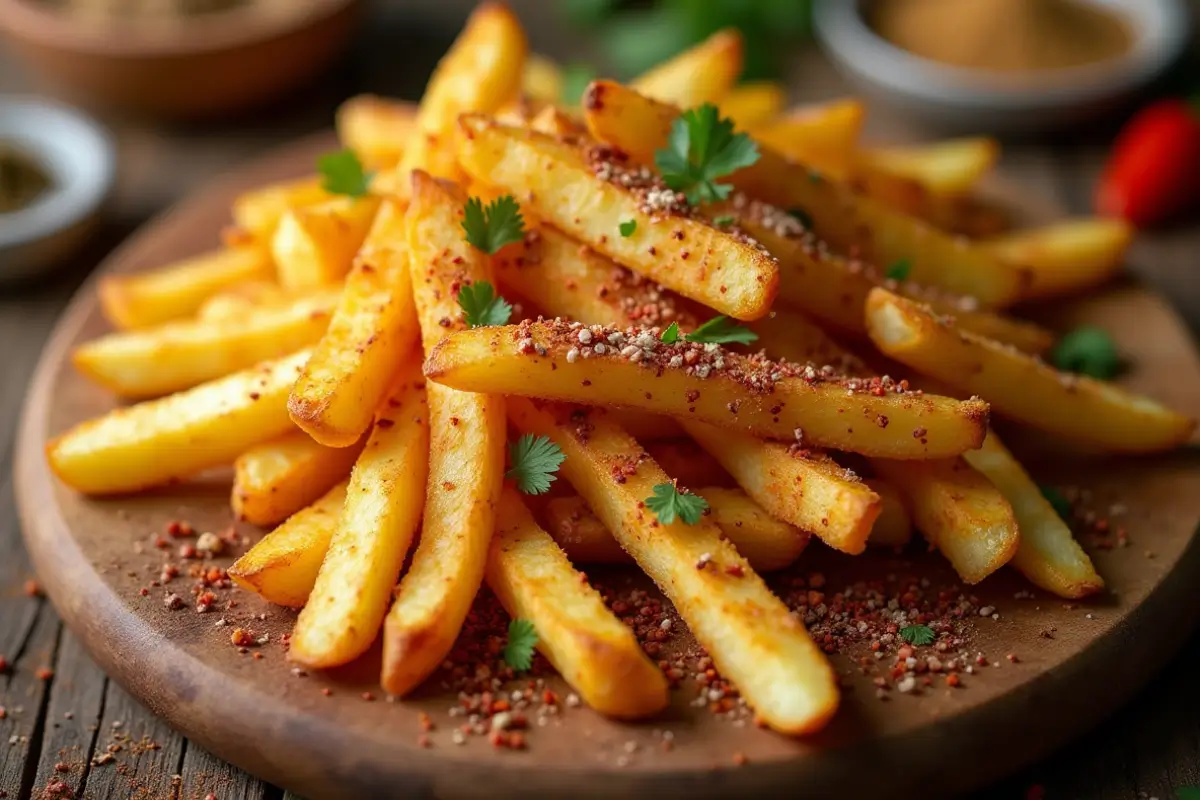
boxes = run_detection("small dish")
[0,97,115,284]
[813,0,1190,133]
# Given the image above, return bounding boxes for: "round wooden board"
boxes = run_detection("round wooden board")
[15,132,1200,800]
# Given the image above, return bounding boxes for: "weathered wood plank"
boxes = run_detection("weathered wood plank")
[0,602,60,798]
[178,743,272,800]
[30,629,107,799]
[83,681,187,800]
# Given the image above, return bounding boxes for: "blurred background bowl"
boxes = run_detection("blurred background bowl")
[0,0,362,120]
[814,0,1190,134]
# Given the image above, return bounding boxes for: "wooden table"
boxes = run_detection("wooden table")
[1,4,1198,797]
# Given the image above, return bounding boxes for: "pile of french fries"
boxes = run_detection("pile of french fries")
[47,3,1195,737]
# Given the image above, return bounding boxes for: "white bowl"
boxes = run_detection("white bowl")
[813,0,1191,134]
[0,97,115,283]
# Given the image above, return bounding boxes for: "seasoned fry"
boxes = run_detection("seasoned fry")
[336,95,418,171]
[291,355,429,669]
[962,432,1103,598]
[544,488,808,572]
[289,198,421,447]
[719,81,787,131]
[98,246,274,331]
[456,115,780,320]
[643,438,731,488]
[47,350,310,495]
[631,29,742,109]
[986,218,1132,300]
[583,80,1028,307]
[228,481,347,608]
[272,196,382,292]
[684,421,880,553]
[486,488,670,718]
[381,172,506,696]
[424,321,990,459]
[872,456,1019,584]
[751,98,864,177]
[864,477,913,547]
[74,289,338,398]
[522,53,564,105]
[865,288,1196,452]
[859,137,999,196]
[509,399,839,734]
[606,411,686,442]
[233,431,363,527]
[747,307,865,371]
[232,177,330,242]
[196,281,292,322]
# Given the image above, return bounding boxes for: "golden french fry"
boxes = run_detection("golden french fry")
[643,438,731,487]
[751,98,865,178]
[748,306,866,372]
[74,289,338,398]
[583,80,1028,307]
[98,246,274,331]
[962,432,1103,598]
[605,411,686,442]
[486,488,670,718]
[859,137,999,196]
[47,350,310,495]
[864,477,913,547]
[232,430,364,527]
[272,196,382,292]
[522,53,563,105]
[232,177,330,242]
[509,399,839,735]
[872,456,1019,584]
[290,354,429,669]
[456,115,779,320]
[289,198,421,447]
[864,288,1196,453]
[195,281,292,322]
[228,481,347,608]
[335,95,418,171]
[986,218,1132,301]
[381,172,506,696]
[719,81,787,131]
[631,29,742,109]
[424,321,990,459]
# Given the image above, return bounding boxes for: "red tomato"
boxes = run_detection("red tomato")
[1095,99,1200,227]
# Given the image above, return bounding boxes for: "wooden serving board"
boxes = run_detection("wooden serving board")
[15,133,1200,799]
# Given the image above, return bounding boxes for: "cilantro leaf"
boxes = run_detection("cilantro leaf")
[685,315,758,345]
[1051,326,1120,380]
[644,483,709,525]
[1177,788,1200,800]
[899,624,935,646]
[660,321,680,343]
[885,258,912,282]
[317,149,371,198]
[503,618,539,671]
[619,219,637,237]
[457,281,512,328]
[560,62,598,106]
[462,195,526,255]
[1040,485,1072,521]
[654,104,760,206]
[712,214,735,227]
[506,434,566,495]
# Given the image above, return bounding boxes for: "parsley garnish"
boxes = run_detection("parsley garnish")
[660,321,680,343]
[899,624,935,646]
[457,281,512,328]
[619,219,637,237]
[787,207,812,228]
[503,618,539,671]
[645,483,708,525]
[712,214,735,227]
[1177,788,1200,800]
[461,195,526,255]
[317,149,371,198]
[1040,485,1072,521]
[505,434,566,495]
[560,62,597,106]
[686,315,758,345]
[1051,326,1119,380]
[654,104,760,206]
[885,258,912,282]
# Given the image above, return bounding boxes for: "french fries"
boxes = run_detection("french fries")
[74,289,338,398]
[865,288,1196,452]
[232,177,330,242]
[864,478,913,547]
[290,354,430,669]
[718,81,787,131]
[423,321,990,459]
[381,172,506,696]
[859,137,999,196]
[986,218,1132,300]
[642,438,731,488]
[962,432,1104,598]
[751,99,865,177]
[543,489,809,572]
[509,399,839,734]
[455,115,780,320]
[631,29,742,109]
[272,196,382,292]
[47,350,310,495]
[98,246,274,330]
[196,281,291,321]
[872,456,1019,584]
[232,431,363,527]
[288,198,421,447]
[228,481,348,608]
[583,80,1029,307]
[335,95,418,171]
[486,488,670,718]
[522,54,564,106]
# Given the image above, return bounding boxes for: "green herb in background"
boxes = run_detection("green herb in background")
[503,618,539,671]
[885,258,912,282]
[899,624,935,646]
[462,195,526,255]
[645,482,709,525]
[1051,326,1120,379]
[655,104,759,205]
[317,149,372,198]
[457,281,513,328]
[1040,485,1073,521]
[560,62,599,106]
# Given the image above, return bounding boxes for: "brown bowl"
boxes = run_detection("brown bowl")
[0,0,362,120]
